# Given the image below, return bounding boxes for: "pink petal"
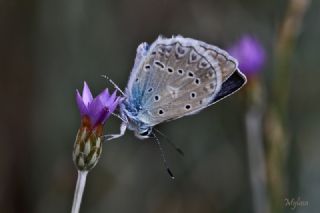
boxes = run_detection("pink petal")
[106,91,117,106]
[88,97,106,126]
[98,88,110,105]
[76,90,88,116]
[82,81,93,107]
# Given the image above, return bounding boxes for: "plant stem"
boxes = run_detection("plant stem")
[246,82,270,213]
[71,170,88,213]
[266,1,310,212]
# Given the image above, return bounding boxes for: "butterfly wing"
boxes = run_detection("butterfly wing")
[210,69,246,104]
[125,36,246,127]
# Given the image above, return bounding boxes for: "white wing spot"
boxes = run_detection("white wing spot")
[167,86,179,98]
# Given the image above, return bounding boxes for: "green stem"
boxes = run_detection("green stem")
[71,171,88,213]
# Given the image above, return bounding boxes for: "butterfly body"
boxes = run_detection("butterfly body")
[112,35,246,140]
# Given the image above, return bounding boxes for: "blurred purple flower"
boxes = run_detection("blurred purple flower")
[229,36,266,77]
[76,82,120,127]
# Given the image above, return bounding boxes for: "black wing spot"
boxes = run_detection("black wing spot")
[177,69,184,75]
[188,71,194,78]
[191,53,197,60]
[185,104,191,110]
[147,88,153,92]
[194,78,200,85]
[199,59,210,69]
[167,67,174,73]
[177,46,186,55]
[190,92,196,99]
[144,64,151,71]
[158,109,164,115]
[154,60,165,69]
[154,95,160,101]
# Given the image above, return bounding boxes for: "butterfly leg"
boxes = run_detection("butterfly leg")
[104,122,127,141]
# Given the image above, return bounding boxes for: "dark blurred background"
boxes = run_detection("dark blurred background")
[1,0,319,212]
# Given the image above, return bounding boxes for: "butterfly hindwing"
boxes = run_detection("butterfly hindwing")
[211,69,246,104]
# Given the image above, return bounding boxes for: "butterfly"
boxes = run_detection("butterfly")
[108,35,246,140]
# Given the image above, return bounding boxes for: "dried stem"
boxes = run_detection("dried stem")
[266,0,311,212]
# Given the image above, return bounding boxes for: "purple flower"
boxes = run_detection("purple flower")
[76,82,120,128]
[229,35,266,77]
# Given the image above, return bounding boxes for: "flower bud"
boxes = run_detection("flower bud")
[73,82,121,171]
[73,116,103,171]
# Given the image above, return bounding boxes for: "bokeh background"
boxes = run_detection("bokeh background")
[1,0,319,212]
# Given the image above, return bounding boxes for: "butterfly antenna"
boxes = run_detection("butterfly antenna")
[101,75,126,96]
[151,132,175,179]
[153,128,184,156]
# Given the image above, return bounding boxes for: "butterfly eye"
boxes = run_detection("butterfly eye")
[139,128,152,137]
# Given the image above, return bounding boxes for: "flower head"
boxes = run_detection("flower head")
[76,82,120,128]
[73,82,121,171]
[229,35,266,77]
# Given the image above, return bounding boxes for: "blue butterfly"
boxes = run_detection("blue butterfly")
[108,35,246,140]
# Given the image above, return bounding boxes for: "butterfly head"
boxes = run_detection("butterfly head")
[120,100,153,139]
[134,127,153,139]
